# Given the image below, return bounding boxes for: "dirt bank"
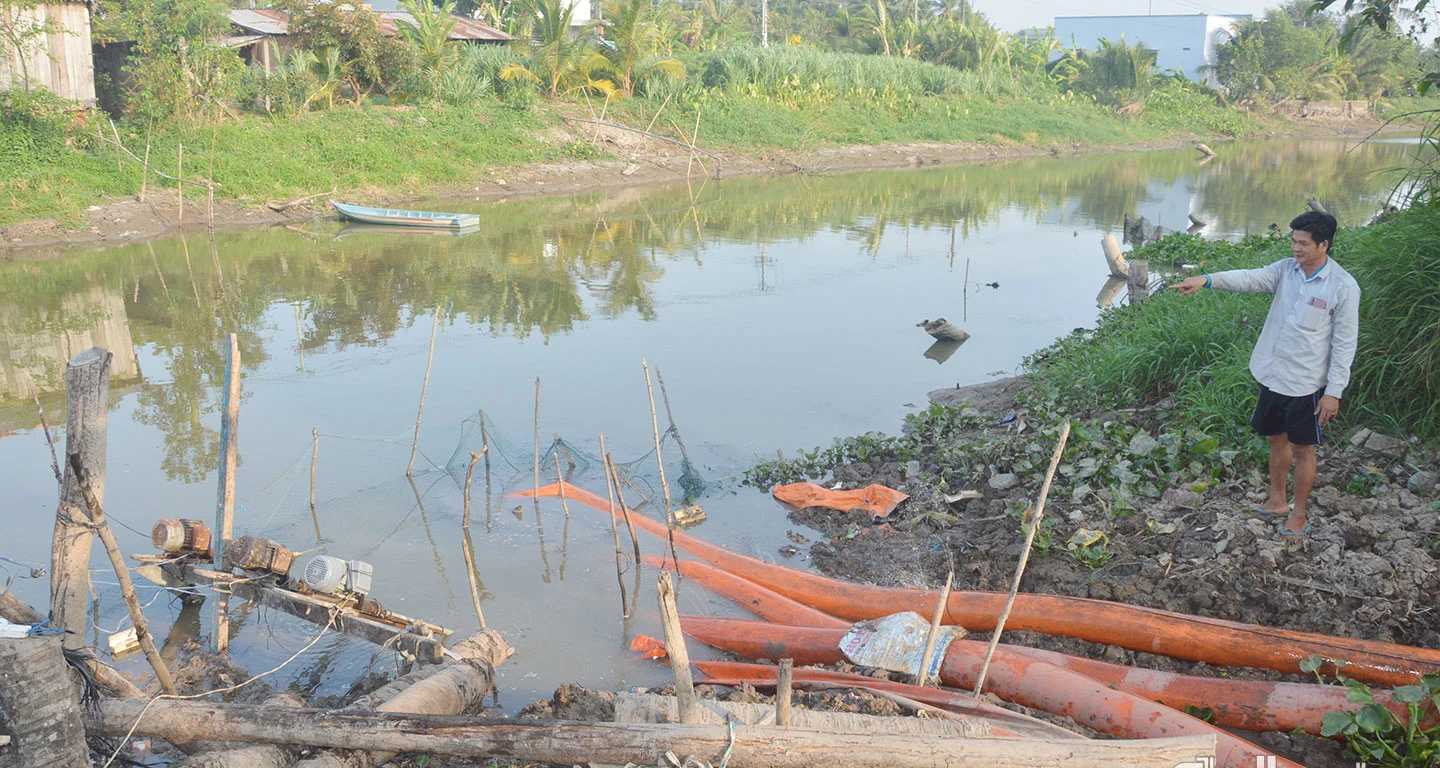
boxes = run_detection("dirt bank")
[758,375,1439,767]
[0,110,1396,256]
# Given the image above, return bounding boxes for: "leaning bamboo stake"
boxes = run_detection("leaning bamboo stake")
[776,658,794,726]
[463,448,487,528]
[656,571,698,724]
[70,454,177,695]
[108,118,123,174]
[642,360,678,570]
[973,421,1071,697]
[916,571,954,687]
[552,452,570,519]
[407,307,441,477]
[599,435,629,617]
[461,526,487,630]
[605,451,642,567]
[309,428,319,514]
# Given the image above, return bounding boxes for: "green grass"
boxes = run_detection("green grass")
[1024,206,1440,442]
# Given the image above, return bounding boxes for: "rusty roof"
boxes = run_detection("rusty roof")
[229,8,512,42]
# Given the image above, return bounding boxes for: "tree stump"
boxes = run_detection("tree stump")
[0,636,89,768]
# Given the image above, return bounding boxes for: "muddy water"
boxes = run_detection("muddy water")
[0,137,1413,707]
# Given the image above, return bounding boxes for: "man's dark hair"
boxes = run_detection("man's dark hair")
[1290,211,1338,249]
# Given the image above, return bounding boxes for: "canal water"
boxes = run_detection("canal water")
[0,137,1414,708]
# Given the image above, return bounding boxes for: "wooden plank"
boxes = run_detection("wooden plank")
[179,565,446,663]
[214,333,241,652]
[93,700,1218,768]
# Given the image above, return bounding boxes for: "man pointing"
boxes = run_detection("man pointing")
[1170,212,1360,535]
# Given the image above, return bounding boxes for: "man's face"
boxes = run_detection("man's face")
[1292,229,1329,273]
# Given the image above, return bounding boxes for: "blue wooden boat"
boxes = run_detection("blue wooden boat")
[332,201,480,230]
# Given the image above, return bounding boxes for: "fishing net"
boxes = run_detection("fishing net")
[443,410,708,505]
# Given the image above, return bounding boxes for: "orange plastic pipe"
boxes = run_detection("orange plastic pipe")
[654,553,1415,735]
[521,481,1440,686]
[692,660,1080,739]
[682,616,1303,768]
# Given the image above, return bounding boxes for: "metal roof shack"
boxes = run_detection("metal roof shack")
[228,8,513,42]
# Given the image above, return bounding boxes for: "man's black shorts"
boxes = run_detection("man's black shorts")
[1251,384,1326,446]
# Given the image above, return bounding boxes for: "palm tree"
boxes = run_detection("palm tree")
[599,0,683,96]
[399,0,461,73]
[499,0,615,98]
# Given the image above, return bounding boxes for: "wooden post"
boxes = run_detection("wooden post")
[407,307,441,477]
[915,571,954,687]
[973,422,1070,697]
[1101,234,1128,278]
[69,454,178,695]
[49,347,110,650]
[177,141,184,226]
[776,658,794,726]
[214,333,241,654]
[1307,197,1329,215]
[1195,141,1216,158]
[1127,260,1150,305]
[0,636,89,767]
[656,571,698,724]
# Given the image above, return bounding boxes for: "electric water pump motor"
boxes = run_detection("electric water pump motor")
[151,519,212,559]
[302,555,374,596]
[224,535,297,577]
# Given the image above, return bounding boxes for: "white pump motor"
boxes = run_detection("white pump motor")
[302,555,374,596]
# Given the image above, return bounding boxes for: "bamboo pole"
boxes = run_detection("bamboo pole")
[776,658,794,726]
[653,368,693,476]
[532,377,541,494]
[916,571,954,687]
[553,452,570,519]
[407,307,441,477]
[69,454,177,695]
[30,388,61,486]
[600,434,630,617]
[656,571,698,724]
[139,121,152,203]
[605,451,642,567]
[973,421,1070,697]
[463,448,487,528]
[177,142,184,225]
[309,428,319,513]
[214,333,241,654]
[642,360,678,569]
[461,527,487,630]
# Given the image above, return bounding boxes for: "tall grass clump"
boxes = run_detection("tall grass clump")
[1026,208,1440,443]
[694,44,985,100]
[1341,206,1440,438]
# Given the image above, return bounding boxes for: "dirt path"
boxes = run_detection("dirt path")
[0,112,1394,256]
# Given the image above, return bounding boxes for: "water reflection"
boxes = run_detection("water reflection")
[0,138,1411,480]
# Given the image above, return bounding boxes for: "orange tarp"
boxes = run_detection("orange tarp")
[771,482,908,520]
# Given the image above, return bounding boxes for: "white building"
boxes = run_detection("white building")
[1053,13,1248,88]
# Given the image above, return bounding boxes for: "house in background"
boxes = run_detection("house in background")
[0,0,95,102]
[1053,13,1248,88]
[228,7,512,72]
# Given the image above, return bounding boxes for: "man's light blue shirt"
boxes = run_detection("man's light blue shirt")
[1208,258,1361,399]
